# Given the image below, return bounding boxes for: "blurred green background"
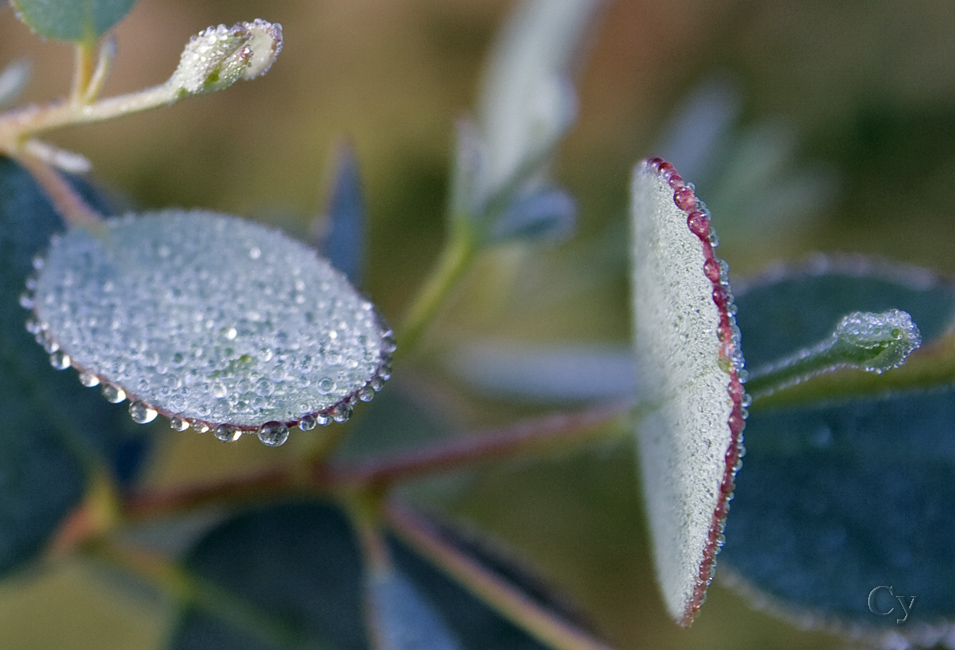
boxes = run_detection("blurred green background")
[2,0,954,648]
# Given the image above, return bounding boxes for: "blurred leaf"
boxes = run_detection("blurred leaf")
[367,567,462,650]
[171,502,362,650]
[721,259,955,637]
[488,186,575,245]
[388,532,556,650]
[630,159,746,625]
[0,58,31,110]
[0,158,144,577]
[477,0,600,196]
[10,0,139,43]
[31,209,392,441]
[316,144,366,287]
[445,340,634,403]
[173,502,567,650]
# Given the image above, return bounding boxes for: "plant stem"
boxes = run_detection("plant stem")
[396,227,476,358]
[15,154,103,226]
[123,401,630,522]
[326,399,631,489]
[384,501,616,650]
[71,42,96,107]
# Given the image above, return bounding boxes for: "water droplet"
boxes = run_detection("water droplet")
[169,416,190,431]
[248,245,261,259]
[214,424,241,442]
[331,403,352,423]
[78,371,100,387]
[358,386,375,402]
[102,383,126,403]
[129,401,158,424]
[49,350,71,370]
[193,422,211,434]
[19,291,34,309]
[298,414,317,431]
[317,377,336,395]
[211,380,228,399]
[257,421,289,446]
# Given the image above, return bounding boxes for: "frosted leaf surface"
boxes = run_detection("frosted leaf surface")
[31,209,391,439]
[631,158,746,625]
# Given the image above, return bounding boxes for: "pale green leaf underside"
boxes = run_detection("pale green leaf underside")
[31,210,391,434]
[11,0,139,42]
[631,160,745,624]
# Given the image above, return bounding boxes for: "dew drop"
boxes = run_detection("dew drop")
[19,291,34,309]
[298,414,317,431]
[169,416,190,431]
[214,425,241,442]
[358,386,375,402]
[193,422,211,434]
[211,380,228,399]
[49,350,71,370]
[257,421,289,446]
[317,377,336,395]
[78,371,101,387]
[331,403,352,423]
[101,383,126,403]
[129,401,158,424]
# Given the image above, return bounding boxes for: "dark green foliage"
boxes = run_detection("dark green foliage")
[0,158,147,577]
[11,0,140,42]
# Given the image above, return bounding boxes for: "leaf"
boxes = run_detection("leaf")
[10,0,140,43]
[316,143,366,286]
[171,502,561,650]
[367,567,462,650]
[444,340,635,403]
[488,186,576,245]
[29,209,393,445]
[171,502,360,650]
[721,260,955,641]
[477,0,599,196]
[630,158,747,625]
[0,158,146,578]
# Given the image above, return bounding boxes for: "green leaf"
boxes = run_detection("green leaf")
[29,209,393,445]
[630,159,746,625]
[11,0,140,43]
[0,158,144,578]
[721,259,955,641]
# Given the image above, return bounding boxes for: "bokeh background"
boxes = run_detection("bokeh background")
[2,0,954,648]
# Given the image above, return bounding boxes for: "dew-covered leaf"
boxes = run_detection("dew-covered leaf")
[734,256,955,368]
[29,209,393,445]
[10,0,140,42]
[0,158,146,578]
[630,158,746,625]
[316,144,366,286]
[445,340,635,403]
[720,261,955,641]
[367,566,462,650]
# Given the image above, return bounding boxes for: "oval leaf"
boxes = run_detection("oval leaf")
[630,158,747,625]
[722,260,955,643]
[11,0,139,43]
[28,209,393,444]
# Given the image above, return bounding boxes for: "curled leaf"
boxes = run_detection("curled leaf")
[27,209,392,445]
[630,158,747,625]
[10,0,139,43]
